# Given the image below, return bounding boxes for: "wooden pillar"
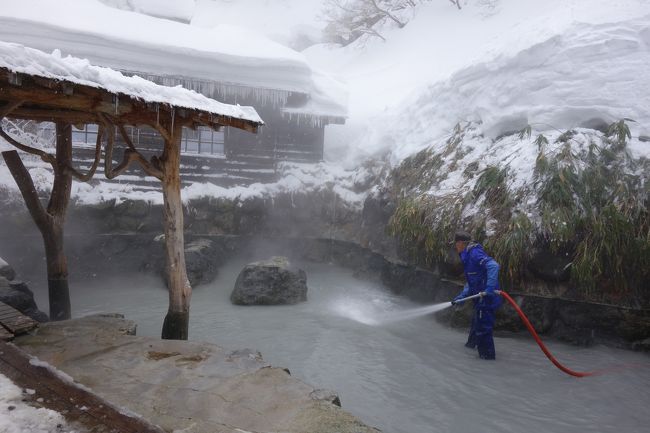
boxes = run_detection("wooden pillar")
[1,122,73,321]
[47,123,73,320]
[160,120,192,340]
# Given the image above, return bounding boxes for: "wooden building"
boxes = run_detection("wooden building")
[0,4,347,186]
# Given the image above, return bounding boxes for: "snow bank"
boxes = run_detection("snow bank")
[0,373,75,433]
[0,41,262,124]
[352,16,650,165]
[65,161,368,208]
[98,0,196,23]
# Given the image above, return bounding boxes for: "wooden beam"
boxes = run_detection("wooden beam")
[6,106,101,124]
[1,68,262,133]
[0,100,23,118]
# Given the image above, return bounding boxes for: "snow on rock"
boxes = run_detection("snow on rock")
[0,373,76,433]
[0,41,262,124]
[352,16,650,165]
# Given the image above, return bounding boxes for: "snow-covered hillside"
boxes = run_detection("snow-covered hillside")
[1,0,648,209]
[351,15,650,165]
[304,0,650,163]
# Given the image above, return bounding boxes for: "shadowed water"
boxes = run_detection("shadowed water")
[38,257,650,433]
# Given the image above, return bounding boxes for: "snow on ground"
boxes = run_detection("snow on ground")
[66,161,368,208]
[0,372,77,433]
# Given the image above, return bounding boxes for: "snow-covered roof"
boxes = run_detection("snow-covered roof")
[0,0,347,120]
[0,41,262,125]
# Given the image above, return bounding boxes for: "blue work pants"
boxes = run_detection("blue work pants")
[465,305,497,359]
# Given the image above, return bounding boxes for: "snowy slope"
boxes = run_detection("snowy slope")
[353,16,650,164]
[303,0,650,162]
[2,0,649,207]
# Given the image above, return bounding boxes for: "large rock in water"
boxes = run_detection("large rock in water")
[231,256,308,305]
[0,276,49,322]
[0,256,16,281]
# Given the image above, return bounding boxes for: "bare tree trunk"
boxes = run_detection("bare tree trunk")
[1,122,73,321]
[160,120,192,340]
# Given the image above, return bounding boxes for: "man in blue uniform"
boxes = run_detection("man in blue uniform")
[451,230,502,360]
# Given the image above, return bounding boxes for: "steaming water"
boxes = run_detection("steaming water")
[38,258,649,433]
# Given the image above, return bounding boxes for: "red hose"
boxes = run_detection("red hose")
[499,290,598,377]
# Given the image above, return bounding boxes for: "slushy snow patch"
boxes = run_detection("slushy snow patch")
[0,372,76,433]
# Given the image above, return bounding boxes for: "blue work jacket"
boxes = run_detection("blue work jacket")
[457,242,502,309]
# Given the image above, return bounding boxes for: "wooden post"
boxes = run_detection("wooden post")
[1,122,73,321]
[160,120,192,340]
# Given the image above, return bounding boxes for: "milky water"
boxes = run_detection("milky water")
[42,258,650,433]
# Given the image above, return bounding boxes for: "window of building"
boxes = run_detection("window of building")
[65,125,224,156]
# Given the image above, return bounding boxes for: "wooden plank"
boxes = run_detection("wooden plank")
[0,341,166,433]
[0,302,38,335]
[0,302,17,313]
[0,311,23,320]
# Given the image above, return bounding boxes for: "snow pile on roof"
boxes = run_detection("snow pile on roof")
[0,41,262,124]
[351,15,650,165]
[0,0,347,118]
[0,373,75,433]
[98,0,195,23]
[283,69,348,120]
[191,0,324,50]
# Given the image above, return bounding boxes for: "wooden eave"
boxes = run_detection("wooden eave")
[0,67,261,133]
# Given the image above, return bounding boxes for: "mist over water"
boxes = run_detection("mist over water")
[34,257,650,433]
